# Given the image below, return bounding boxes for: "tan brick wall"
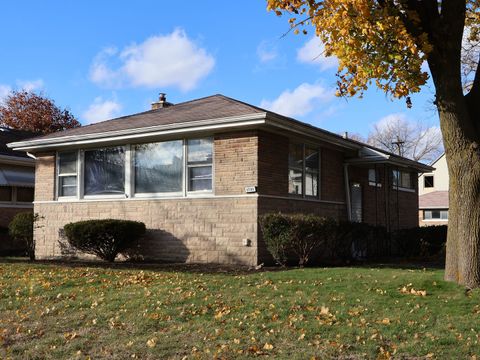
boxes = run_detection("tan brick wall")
[214,131,258,195]
[35,152,55,201]
[34,197,258,265]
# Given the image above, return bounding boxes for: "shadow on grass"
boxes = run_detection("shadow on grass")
[0,256,444,277]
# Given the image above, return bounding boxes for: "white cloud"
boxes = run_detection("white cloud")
[257,41,278,63]
[260,82,334,117]
[297,37,338,71]
[17,79,44,92]
[90,29,215,91]
[82,97,122,124]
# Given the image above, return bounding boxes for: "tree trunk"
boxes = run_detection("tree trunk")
[438,89,480,288]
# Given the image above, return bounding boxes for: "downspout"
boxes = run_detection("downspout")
[27,152,37,160]
[344,163,352,221]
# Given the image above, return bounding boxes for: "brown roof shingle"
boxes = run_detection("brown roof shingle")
[419,191,449,209]
[25,94,265,142]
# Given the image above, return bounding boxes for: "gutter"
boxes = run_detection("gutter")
[8,114,268,151]
[0,154,35,166]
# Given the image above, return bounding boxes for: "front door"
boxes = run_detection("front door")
[350,183,362,223]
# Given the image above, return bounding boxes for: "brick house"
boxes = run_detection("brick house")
[8,94,432,265]
[0,127,35,254]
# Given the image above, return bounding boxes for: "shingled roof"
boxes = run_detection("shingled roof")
[419,191,449,209]
[0,127,37,158]
[24,94,265,142]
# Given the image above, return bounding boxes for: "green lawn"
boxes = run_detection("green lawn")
[0,261,479,359]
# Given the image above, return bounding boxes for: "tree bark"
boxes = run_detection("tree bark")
[436,79,480,288]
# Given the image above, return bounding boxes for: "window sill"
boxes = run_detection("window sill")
[422,219,448,222]
[368,182,382,187]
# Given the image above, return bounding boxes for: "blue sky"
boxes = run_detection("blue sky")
[0,0,440,138]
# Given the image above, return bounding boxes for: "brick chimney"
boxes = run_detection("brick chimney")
[151,93,173,110]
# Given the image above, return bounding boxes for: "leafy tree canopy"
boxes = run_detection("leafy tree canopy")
[0,90,80,134]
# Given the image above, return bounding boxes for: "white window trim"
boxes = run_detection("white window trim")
[186,137,214,195]
[56,137,215,202]
[56,150,79,200]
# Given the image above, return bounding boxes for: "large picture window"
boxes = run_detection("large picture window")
[134,140,183,194]
[187,138,213,192]
[58,151,78,197]
[0,186,12,202]
[84,147,125,196]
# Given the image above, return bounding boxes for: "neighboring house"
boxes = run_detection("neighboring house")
[0,127,36,254]
[418,153,449,226]
[8,94,432,265]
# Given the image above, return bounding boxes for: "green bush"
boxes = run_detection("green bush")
[63,219,146,262]
[393,225,447,257]
[259,213,336,267]
[9,212,36,260]
[259,213,292,266]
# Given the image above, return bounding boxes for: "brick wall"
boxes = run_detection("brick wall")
[35,152,55,202]
[35,197,258,265]
[214,131,258,195]
[349,164,419,230]
[321,147,346,203]
[257,131,289,196]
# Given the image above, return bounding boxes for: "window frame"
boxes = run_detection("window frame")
[132,140,185,198]
[186,137,214,195]
[56,150,80,199]
[424,175,434,188]
[392,169,415,192]
[423,209,448,221]
[55,137,215,201]
[288,141,321,199]
[368,168,382,187]
[82,145,127,199]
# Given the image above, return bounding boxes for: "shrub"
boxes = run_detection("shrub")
[63,219,146,262]
[287,214,336,267]
[9,212,37,260]
[259,213,336,267]
[393,225,447,257]
[259,213,292,266]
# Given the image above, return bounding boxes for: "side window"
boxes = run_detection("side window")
[187,138,213,192]
[424,175,434,188]
[58,151,78,197]
[288,143,303,195]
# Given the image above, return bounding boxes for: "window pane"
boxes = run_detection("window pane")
[135,141,183,193]
[441,210,448,219]
[424,176,434,188]
[187,139,212,165]
[289,169,303,195]
[431,210,441,219]
[16,187,34,202]
[305,148,318,171]
[0,186,12,202]
[424,210,432,220]
[84,147,125,195]
[59,176,77,197]
[188,166,212,191]
[289,143,303,169]
[401,172,412,188]
[305,171,318,196]
[392,170,399,186]
[369,169,379,183]
[59,151,77,174]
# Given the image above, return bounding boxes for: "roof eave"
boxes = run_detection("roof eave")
[8,113,268,152]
